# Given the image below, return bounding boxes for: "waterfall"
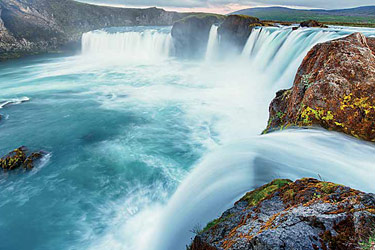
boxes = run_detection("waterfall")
[149,129,375,250]
[81,28,174,63]
[205,25,219,61]
[241,27,341,89]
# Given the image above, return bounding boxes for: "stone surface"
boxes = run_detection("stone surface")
[300,20,328,28]
[190,178,375,250]
[171,14,225,58]
[0,146,45,171]
[264,33,375,142]
[0,0,186,60]
[218,15,264,52]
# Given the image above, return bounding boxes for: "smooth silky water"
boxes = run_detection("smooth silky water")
[0,26,375,250]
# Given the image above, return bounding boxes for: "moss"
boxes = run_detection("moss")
[316,182,340,194]
[201,213,235,233]
[240,179,292,207]
[360,235,375,250]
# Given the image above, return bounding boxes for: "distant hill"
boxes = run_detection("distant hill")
[231,6,375,24]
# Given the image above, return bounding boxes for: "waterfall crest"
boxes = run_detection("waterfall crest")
[81,28,174,63]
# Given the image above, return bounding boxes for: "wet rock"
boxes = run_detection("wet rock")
[218,15,264,53]
[300,20,328,28]
[0,146,45,171]
[171,14,225,58]
[264,33,375,142]
[190,178,375,250]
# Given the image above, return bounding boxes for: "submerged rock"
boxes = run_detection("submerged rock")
[300,20,328,28]
[264,33,375,142]
[190,178,375,250]
[218,15,264,53]
[171,14,225,58]
[0,146,45,171]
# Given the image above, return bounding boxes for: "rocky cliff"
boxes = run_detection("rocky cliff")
[190,178,375,250]
[264,33,375,142]
[171,14,225,58]
[171,14,267,58]
[217,15,264,53]
[0,0,185,60]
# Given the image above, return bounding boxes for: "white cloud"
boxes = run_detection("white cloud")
[77,0,375,13]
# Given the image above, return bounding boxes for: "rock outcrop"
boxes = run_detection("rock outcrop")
[171,14,266,58]
[0,0,185,60]
[190,178,375,250]
[171,14,225,58]
[300,20,328,28]
[218,15,264,52]
[264,33,375,142]
[0,146,46,171]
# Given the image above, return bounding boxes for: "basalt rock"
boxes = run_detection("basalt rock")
[171,14,225,58]
[0,146,45,171]
[300,20,328,28]
[190,178,375,250]
[217,15,264,53]
[0,0,185,60]
[264,33,375,142]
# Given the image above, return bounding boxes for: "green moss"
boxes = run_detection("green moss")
[241,179,292,207]
[360,235,375,250]
[201,213,235,233]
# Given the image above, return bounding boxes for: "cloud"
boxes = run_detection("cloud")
[77,0,375,13]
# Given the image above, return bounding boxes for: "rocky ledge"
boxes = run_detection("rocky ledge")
[0,0,185,60]
[190,178,375,250]
[0,146,46,171]
[264,33,375,142]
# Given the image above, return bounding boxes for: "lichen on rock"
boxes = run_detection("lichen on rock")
[0,146,46,171]
[190,178,375,250]
[264,33,375,142]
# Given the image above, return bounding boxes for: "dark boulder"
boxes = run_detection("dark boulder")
[171,14,225,58]
[300,20,328,28]
[217,15,264,53]
[264,33,375,142]
[0,146,46,171]
[190,178,375,250]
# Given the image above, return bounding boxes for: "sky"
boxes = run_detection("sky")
[78,0,375,14]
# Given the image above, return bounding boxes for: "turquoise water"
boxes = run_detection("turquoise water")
[1,26,375,250]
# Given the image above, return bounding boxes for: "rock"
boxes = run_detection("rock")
[0,0,186,60]
[264,33,375,142]
[171,14,225,58]
[190,178,375,250]
[300,20,328,28]
[0,146,45,171]
[367,37,375,54]
[218,15,264,53]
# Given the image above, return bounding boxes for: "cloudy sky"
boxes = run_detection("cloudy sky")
[78,0,375,14]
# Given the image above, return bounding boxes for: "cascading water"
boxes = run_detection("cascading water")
[1,25,375,250]
[81,27,174,63]
[205,25,219,61]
